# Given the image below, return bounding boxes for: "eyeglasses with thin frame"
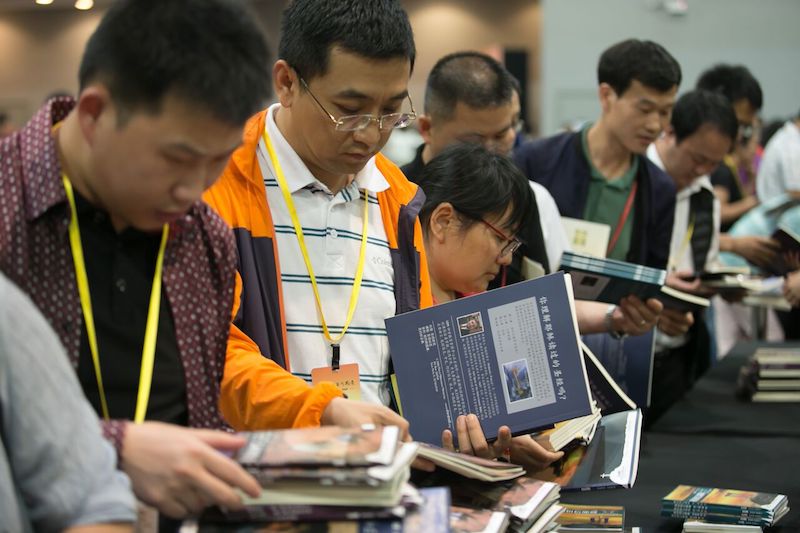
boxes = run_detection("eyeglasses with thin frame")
[299,77,417,132]
[480,217,522,257]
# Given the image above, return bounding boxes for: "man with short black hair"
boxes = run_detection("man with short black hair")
[0,0,369,523]
[646,89,739,420]
[205,0,430,427]
[514,39,689,342]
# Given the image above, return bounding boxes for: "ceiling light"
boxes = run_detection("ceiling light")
[35,0,55,5]
[74,0,94,10]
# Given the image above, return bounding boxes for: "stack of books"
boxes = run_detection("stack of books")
[736,347,800,402]
[559,252,709,312]
[201,425,421,525]
[661,485,790,530]
[448,477,564,533]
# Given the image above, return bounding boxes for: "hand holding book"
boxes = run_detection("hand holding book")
[440,414,563,474]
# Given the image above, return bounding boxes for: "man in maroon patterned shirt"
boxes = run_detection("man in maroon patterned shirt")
[0,0,409,523]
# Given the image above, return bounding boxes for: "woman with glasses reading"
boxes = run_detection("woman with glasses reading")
[416,143,565,472]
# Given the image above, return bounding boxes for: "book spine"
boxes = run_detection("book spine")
[661,501,771,517]
[660,509,767,526]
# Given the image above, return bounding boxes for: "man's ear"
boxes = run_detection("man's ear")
[75,85,112,146]
[597,82,617,115]
[274,60,299,108]
[418,114,434,144]
[428,201,456,243]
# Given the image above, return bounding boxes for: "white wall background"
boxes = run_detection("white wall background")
[540,0,800,136]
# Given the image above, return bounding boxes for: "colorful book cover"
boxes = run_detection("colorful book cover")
[557,503,624,530]
[234,425,399,467]
[661,485,788,525]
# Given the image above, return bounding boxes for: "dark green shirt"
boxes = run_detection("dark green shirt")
[581,125,639,261]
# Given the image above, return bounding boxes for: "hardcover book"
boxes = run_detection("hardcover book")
[386,272,593,446]
[661,485,790,527]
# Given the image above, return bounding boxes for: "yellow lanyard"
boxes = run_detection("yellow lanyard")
[262,129,368,369]
[62,174,168,423]
[669,213,695,272]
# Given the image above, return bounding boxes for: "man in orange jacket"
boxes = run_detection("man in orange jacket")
[205,0,432,427]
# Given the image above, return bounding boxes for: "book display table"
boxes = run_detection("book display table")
[561,341,800,532]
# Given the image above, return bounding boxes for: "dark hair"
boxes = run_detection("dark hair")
[695,64,763,111]
[761,119,785,147]
[417,144,533,237]
[79,0,271,125]
[671,90,738,144]
[424,52,516,120]
[279,0,415,81]
[598,39,681,96]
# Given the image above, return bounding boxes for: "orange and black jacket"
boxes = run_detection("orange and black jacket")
[205,110,433,430]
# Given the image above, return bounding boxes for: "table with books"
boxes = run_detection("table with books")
[559,341,800,532]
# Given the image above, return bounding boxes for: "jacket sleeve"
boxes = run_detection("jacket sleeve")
[219,272,344,430]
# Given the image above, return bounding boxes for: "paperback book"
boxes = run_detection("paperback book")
[661,485,790,527]
[386,272,594,446]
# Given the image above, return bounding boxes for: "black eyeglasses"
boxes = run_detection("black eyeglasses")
[299,77,417,132]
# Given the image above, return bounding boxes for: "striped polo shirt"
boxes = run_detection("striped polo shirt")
[256,104,396,406]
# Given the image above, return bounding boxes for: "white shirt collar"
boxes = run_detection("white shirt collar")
[646,142,714,199]
[264,103,389,194]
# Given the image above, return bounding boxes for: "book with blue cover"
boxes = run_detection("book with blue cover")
[559,252,709,312]
[386,272,593,446]
[581,331,655,409]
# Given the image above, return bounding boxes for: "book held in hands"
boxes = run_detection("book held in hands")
[386,272,594,446]
[559,251,709,312]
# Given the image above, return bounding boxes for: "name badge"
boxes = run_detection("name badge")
[311,362,362,401]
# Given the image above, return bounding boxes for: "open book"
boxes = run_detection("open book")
[559,252,709,312]
[386,272,594,447]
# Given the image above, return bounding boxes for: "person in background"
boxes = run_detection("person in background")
[697,64,781,269]
[756,109,800,202]
[404,51,661,338]
[513,39,682,337]
[0,271,136,533]
[0,0,398,524]
[416,143,563,472]
[646,90,738,421]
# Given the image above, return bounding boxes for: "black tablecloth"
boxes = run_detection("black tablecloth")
[563,341,800,532]
[561,432,800,532]
[651,341,800,437]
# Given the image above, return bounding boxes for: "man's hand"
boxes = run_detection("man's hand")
[665,270,715,297]
[441,414,563,473]
[657,307,694,336]
[120,422,261,519]
[784,270,800,307]
[612,295,663,336]
[321,397,410,440]
[730,236,780,268]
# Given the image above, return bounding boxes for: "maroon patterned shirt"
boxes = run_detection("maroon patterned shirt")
[0,98,237,452]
